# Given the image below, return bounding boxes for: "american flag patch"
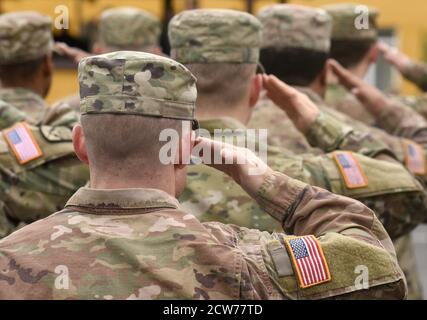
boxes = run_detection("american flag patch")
[285,235,331,288]
[333,152,368,189]
[404,140,426,175]
[3,122,43,164]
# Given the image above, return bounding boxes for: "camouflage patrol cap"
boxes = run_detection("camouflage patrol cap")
[168,9,261,64]
[0,11,53,65]
[78,51,197,120]
[99,7,161,50]
[258,4,332,53]
[323,3,379,40]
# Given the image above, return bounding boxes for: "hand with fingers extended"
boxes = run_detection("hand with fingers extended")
[54,42,92,65]
[378,42,412,73]
[262,74,320,133]
[192,137,273,198]
[328,59,389,116]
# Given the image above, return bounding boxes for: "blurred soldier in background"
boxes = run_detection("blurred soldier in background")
[0,51,406,299]
[0,12,55,124]
[55,6,162,111]
[169,9,427,241]
[324,3,427,299]
[0,11,89,238]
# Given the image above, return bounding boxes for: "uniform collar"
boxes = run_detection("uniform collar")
[199,117,246,134]
[65,187,180,214]
[0,87,46,106]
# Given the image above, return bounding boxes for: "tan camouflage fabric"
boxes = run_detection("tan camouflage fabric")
[0,88,47,125]
[0,123,89,238]
[0,100,26,130]
[0,11,53,64]
[79,51,196,120]
[99,7,161,51]
[258,4,332,52]
[183,117,426,239]
[0,170,405,299]
[398,94,427,121]
[323,3,379,40]
[400,60,427,92]
[168,9,261,64]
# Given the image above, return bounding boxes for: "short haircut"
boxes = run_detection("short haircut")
[260,47,328,86]
[330,39,376,68]
[81,114,184,170]
[185,63,256,107]
[0,56,45,84]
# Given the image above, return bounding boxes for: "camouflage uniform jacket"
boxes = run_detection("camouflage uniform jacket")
[181,117,426,238]
[0,171,406,299]
[0,88,47,125]
[0,123,89,238]
[325,83,427,182]
[401,60,427,92]
[0,100,26,131]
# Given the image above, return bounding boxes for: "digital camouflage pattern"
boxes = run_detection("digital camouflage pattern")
[168,9,261,64]
[79,51,197,120]
[0,123,89,238]
[323,3,379,40]
[0,88,48,125]
[99,7,161,51]
[183,117,427,239]
[0,171,406,299]
[0,100,26,130]
[0,11,53,64]
[258,4,332,52]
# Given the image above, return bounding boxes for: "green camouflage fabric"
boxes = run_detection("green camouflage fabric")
[398,94,427,121]
[168,9,261,64]
[79,51,196,120]
[0,88,47,125]
[0,11,53,64]
[0,100,26,130]
[258,4,331,52]
[0,170,405,299]
[183,117,427,239]
[323,3,379,40]
[400,60,427,92]
[99,7,161,51]
[324,85,427,300]
[0,123,89,238]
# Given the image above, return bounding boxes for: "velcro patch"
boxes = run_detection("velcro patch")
[3,122,43,165]
[403,140,426,175]
[284,235,331,289]
[333,152,368,189]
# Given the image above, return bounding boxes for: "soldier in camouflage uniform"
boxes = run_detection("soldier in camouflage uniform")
[0,11,76,127]
[169,9,427,240]
[322,3,426,299]
[0,51,406,299]
[55,6,162,111]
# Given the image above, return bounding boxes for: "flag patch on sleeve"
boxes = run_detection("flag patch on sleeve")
[3,122,43,164]
[333,152,368,189]
[284,235,331,289]
[403,140,426,175]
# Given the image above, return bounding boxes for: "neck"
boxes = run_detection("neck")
[307,80,326,99]
[195,96,250,125]
[89,165,176,196]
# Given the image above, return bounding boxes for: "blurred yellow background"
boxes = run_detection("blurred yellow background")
[1,0,426,103]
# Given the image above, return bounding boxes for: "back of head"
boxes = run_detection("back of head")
[259,4,331,86]
[0,11,53,84]
[98,7,161,52]
[78,51,197,169]
[168,9,261,107]
[324,3,379,68]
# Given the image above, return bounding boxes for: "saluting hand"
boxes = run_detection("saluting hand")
[262,74,320,134]
[54,42,92,65]
[328,59,389,117]
[378,42,412,73]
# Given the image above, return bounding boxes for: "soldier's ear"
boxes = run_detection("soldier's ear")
[249,74,262,108]
[92,42,105,55]
[72,124,89,165]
